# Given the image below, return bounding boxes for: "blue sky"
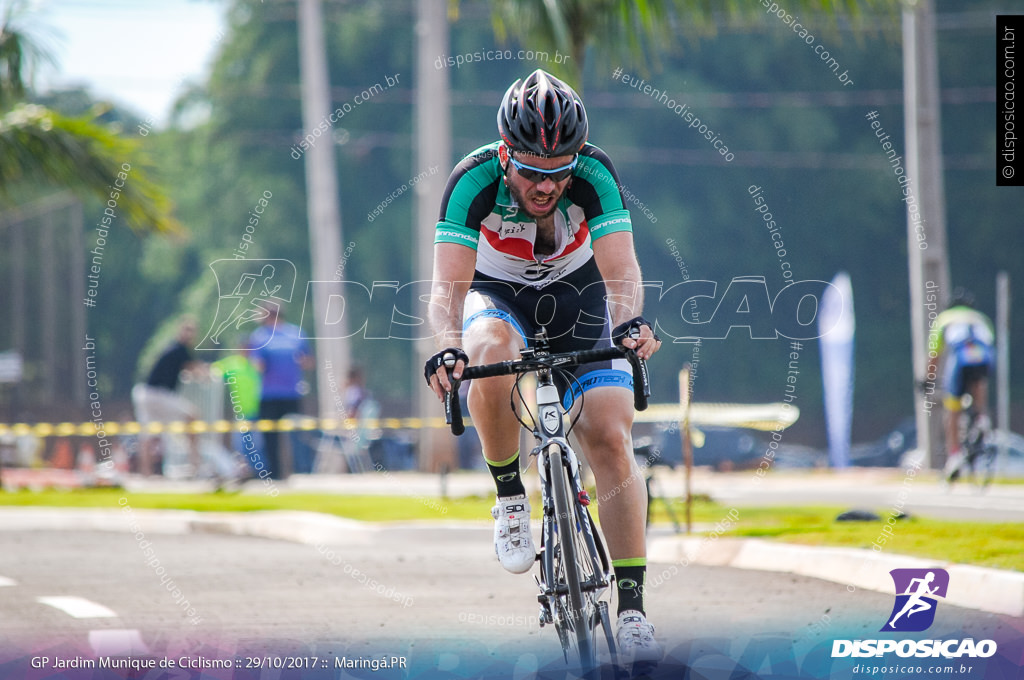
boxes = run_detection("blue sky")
[30,0,228,126]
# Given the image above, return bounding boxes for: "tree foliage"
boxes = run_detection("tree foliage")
[19,0,1016,443]
[0,104,180,233]
[0,0,180,233]
[483,0,901,83]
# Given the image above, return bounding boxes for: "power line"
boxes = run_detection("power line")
[192,84,994,109]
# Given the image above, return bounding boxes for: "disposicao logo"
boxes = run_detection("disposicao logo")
[832,568,998,660]
[882,568,948,632]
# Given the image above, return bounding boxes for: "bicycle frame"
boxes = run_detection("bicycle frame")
[530,362,613,669]
[955,394,996,488]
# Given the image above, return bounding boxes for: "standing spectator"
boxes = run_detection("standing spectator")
[342,368,368,418]
[247,305,313,478]
[131,316,203,475]
[211,352,265,477]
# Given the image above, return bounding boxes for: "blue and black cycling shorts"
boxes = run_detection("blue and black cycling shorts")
[943,340,995,409]
[462,258,632,410]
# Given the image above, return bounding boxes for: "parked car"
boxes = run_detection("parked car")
[637,423,760,470]
[848,418,917,467]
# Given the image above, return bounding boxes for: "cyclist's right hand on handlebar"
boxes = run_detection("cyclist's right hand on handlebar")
[612,316,661,360]
[424,347,469,399]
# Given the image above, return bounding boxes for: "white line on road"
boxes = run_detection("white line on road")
[37,596,117,619]
[0,576,16,587]
[89,629,149,656]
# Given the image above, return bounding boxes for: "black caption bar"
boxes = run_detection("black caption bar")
[998,15,1023,186]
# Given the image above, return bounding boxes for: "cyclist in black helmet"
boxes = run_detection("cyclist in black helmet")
[424,69,662,664]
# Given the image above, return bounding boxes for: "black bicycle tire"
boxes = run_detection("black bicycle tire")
[960,407,995,490]
[550,443,597,672]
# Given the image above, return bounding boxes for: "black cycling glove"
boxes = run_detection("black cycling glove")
[611,316,660,347]
[423,347,469,386]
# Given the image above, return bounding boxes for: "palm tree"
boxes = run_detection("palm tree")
[486,0,899,83]
[0,0,180,233]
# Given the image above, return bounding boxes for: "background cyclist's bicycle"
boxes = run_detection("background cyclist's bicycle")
[947,393,996,490]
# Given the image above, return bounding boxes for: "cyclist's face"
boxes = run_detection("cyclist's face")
[505,153,575,219]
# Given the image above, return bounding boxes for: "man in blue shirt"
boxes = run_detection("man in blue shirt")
[247,305,313,479]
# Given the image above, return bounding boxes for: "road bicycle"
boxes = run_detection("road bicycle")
[947,393,996,490]
[441,329,650,675]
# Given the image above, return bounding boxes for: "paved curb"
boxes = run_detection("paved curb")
[0,507,376,546]
[2,507,1021,619]
[647,535,1024,618]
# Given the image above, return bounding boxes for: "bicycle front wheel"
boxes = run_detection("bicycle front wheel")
[549,443,598,673]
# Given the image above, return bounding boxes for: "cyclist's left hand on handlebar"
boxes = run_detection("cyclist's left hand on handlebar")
[612,316,661,360]
[424,347,469,400]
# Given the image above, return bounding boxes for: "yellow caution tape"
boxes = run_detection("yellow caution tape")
[0,402,797,439]
[636,402,800,431]
[0,417,454,439]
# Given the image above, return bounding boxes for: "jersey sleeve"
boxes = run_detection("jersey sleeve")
[569,144,633,240]
[435,143,502,249]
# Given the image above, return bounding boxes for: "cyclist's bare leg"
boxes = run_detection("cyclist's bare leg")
[464,318,538,574]
[944,399,962,456]
[138,435,157,476]
[572,387,647,561]
[462,318,525,464]
[968,377,989,420]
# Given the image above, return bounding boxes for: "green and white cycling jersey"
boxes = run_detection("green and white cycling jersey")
[435,141,633,287]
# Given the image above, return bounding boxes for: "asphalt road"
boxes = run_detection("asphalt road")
[1,523,1021,678]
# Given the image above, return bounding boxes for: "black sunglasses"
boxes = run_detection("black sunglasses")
[509,155,578,183]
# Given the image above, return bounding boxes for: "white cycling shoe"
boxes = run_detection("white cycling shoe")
[944,451,965,482]
[616,610,662,665]
[491,494,535,574]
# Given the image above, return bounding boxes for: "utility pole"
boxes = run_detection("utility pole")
[414,0,454,471]
[297,0,348,420]
[41,208,56,403]
[70,200,87,404]
[903,0,950,470]
[996,272,1010,453]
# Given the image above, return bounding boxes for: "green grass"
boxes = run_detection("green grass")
[0,488,495,522]
[1,489,1021,571]
[649,499,1024,572]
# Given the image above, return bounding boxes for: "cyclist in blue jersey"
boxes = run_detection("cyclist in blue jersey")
[424,69,662,663]
[926,289,996,480]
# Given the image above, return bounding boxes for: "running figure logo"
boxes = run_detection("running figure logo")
[196,259,297,350]
[882,568,949,632]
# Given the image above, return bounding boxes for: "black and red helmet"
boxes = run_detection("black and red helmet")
[497,69,588,158]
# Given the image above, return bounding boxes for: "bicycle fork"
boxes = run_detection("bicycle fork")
[533,382,609,629]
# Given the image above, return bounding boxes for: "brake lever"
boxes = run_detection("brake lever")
[443,354,465,436]
[625,328,651,411]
